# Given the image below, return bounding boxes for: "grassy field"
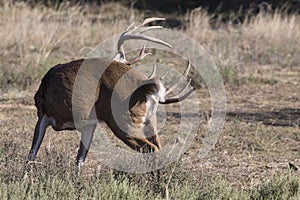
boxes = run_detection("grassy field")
[0,2,300,199]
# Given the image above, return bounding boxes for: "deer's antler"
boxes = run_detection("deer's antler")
[159,61,195,104]
[114,17,172,64]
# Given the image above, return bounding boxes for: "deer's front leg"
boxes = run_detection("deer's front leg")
[26,115,50,172]
[28,115,50,161]
[76,124,96,169]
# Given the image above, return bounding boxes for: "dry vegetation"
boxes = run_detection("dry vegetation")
[0,1,299,199]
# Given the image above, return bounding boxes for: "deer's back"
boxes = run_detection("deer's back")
[34,58,147,130]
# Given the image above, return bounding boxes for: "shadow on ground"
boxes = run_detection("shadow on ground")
[227,108,300,127]
[166,108,300,127]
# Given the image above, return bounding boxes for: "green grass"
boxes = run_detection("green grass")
[0,164,299,199]
[250,173,300,200]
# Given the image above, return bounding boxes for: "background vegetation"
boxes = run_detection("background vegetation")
[0,0,299,199]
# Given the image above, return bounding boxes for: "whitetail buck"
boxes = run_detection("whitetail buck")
[27,18,194,169]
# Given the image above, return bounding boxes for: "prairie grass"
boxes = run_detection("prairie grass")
[186,7,300,85]
[1,2,299,89]
[0,2,140,89]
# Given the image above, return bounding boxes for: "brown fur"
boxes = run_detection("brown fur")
[34,58,161,152]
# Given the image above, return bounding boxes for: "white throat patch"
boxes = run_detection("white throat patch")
[157,82,166,102]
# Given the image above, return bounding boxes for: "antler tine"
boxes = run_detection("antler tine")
[160,71,169,80]
[125,22,135,31]
[120,34,172,48]
[177,78,192,96]
[140,17,166,27]
[165,61,191,95]
[160,62,195,104]
[159,87,195,104]
[127,43,152,65]
[132,26,163,34]
[114,17,172,64]
[148,64,157,79]
[128,17,165,33]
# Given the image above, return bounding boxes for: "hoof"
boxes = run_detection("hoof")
[76,160,85,175]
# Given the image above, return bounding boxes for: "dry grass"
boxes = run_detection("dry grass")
[0,2,299,88]
[0,2,300,199]
[0,2,140,89]
[186,8,300,80]
[1,2,299,89]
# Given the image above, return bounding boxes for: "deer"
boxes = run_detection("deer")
[27,17,195,170]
